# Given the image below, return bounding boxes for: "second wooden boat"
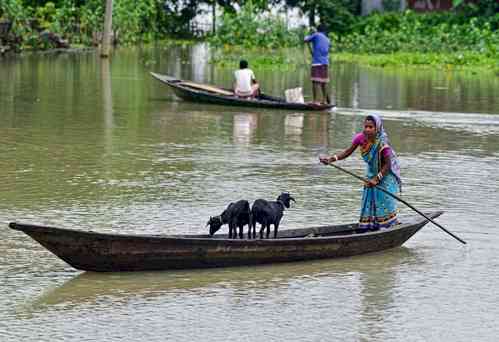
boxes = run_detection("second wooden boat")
[150,72,334,111]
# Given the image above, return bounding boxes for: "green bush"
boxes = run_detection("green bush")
[209,2,303,49]
[333,11,499,59]
[0,0,33,40]
[1,0,200,49]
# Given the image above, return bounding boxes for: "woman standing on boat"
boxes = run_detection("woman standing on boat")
[320,114,402,231]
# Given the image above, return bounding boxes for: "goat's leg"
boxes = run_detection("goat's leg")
[248,223,255,239]
[274,222,279,239]
[251,217,258,239]
[232,224,237,239]
[228,224,233,239]
[259,223,265,239]
[238,224,243,239]
[266,224,271,239]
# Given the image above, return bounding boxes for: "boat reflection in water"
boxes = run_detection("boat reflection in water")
[233,113,257,144]
[27,246,424,312]
[305,113,330,146]
[284,113,304,142]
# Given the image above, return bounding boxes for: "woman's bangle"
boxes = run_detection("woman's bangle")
[377,172,383,181]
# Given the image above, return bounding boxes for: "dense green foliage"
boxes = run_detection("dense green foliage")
[210,5,499,69]
[334,12,499,58]
[452,0,499,17]
[209,2,303,49]
[0,0,202,49]
[285,0,360,32]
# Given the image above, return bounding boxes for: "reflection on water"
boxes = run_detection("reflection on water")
[27,248,421,311]
[1,45,499,342]
[284,113,304,140]
[233,113,257,144]
[101,58,114,160]
[334,63,499,114]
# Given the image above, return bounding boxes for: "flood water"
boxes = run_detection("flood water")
[1,44,499,341]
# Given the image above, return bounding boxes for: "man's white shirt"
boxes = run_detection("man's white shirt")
[234,69,255,93]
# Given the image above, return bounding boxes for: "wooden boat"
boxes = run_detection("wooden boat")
[9,211,442,272]
[150,72,334,111]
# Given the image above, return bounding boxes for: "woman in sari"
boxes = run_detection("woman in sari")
[319,114,401,231]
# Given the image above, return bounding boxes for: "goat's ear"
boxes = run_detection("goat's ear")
[290,197,296,202]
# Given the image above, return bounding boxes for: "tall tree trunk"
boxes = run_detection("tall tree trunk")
[100,0,113,58]
[309,6,315,27]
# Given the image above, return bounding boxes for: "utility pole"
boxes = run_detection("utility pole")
[101,0,113,58]
[400,0,407,11]
[212,0,216,34]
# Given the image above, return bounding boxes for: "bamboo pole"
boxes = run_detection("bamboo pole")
[100,0,113,58]
[326,162,467,245]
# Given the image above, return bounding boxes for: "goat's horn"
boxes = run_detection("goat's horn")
[290,197,296,202]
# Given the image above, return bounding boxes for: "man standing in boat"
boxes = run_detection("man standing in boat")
[233,60,260,98]
[304,24,331,105]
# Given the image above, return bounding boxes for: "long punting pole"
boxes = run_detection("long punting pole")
[327,162,467,245]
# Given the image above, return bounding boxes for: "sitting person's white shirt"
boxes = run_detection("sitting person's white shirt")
[234,69,258,97]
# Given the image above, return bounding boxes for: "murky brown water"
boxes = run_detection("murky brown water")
[1,44,498,341]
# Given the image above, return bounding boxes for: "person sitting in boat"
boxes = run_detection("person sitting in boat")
[319,114,402,232]
[234,60,260,98]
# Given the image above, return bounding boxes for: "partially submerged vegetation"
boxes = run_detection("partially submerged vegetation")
[210,3,499,71]
[332,52,499,71]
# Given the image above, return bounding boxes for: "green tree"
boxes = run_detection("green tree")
[452,0,499,16]
[285,0,360,32]
[216,0,281,13]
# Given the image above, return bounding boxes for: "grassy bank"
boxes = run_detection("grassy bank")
[331,52,499,72]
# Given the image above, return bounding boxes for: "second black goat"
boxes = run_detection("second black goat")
[250,192,296,239]
[207,200,251,239]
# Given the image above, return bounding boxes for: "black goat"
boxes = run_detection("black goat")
[207,200,251,239]
[250,192,296,239]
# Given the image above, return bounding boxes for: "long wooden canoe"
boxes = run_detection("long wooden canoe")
[9,212,442,272]
[150,72,335,111]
